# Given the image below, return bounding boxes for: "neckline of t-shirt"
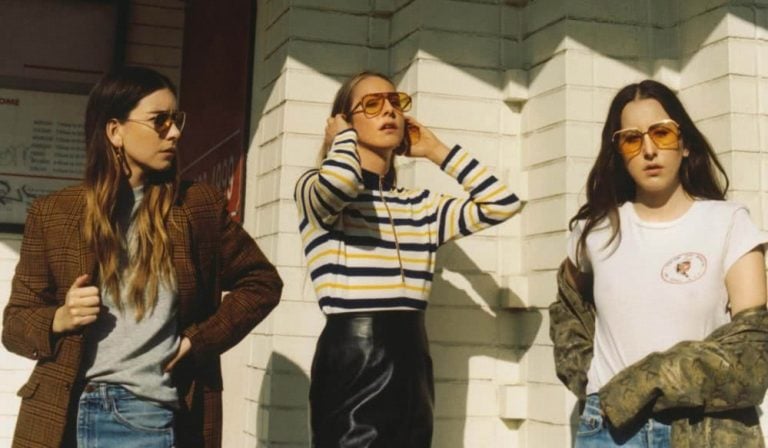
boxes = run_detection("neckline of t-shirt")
[624,200,700,229]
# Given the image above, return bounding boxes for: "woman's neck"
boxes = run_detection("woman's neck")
[358,145,392,176]
[633,182,693,222]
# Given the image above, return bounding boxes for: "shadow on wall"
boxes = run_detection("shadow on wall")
[257,352,312,448]
[428,241,542,448]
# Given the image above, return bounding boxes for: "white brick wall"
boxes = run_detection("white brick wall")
[2,1,768,447]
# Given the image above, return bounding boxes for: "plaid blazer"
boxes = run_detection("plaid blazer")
[2,182,283,448]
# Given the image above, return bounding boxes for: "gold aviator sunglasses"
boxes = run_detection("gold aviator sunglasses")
[612,119,680,158]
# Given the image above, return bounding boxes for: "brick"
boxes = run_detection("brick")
[525,195,569,234]
[413,94,502,134]
[722,151,762,191]
[525,419,573,448]
[0,415,16,439]
[390,0,420,43]
[566,19,647,59]
[730,113,761,152]
[248,334,273,369]
[433,380,498,417]
[268,369,311,408]
[370,17,389,48]
[523,87,567,132]
[264,407,309,443]
[264,8,290,55]
[527,269,558,309]
[678,7,728,55]
[522,0,566,36]
[390,32,419,74]
[265,0,290,27]
[288,9,369,46]
[291,0,372,14]
[678,76,730,121]
[524,21,568,68]
[423,0,500,35]
[437,236,499,272]
[526,232,567,270]
[413,60,503,100]
[502,37,524,70]
[284,40,370,76]
[430,269,502,308]
[430,344,497,381]
[728,38,758,77]
[419,29,501,69]
[681,40,729,87]
[427,307,498,344]
[282,132,324,170]
[272,300,324,337]
[499,384,527,419]
[0,240,22,258]
[499,237,523,275]
[499,273,528,308]
[524,343,560,384]
[592,55,646,90]
[501,5,522,39]
[565,0,647,24]
[499,309,546,347]
[271,335,316,374]
[526,382,579,424]
[0,370,30,394]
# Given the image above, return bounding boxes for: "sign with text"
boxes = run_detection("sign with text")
[0,88,86,225]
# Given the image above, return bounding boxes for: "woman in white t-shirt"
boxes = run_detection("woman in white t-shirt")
[557,79,768,447]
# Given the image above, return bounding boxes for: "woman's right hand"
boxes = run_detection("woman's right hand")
[52,274,101,333]
[324,114,353,149]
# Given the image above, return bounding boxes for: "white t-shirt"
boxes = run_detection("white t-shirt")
[567,200,768,395]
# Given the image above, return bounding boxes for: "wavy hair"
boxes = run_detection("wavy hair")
[83,66,179,321]
[570,80,728,266]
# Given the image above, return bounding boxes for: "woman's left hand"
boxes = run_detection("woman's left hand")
[164,336,191,372]
[404,116,450,165]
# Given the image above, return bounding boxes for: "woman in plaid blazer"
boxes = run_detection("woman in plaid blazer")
[2,67,282,447]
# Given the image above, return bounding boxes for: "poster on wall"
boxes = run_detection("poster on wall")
[0,88,87,226]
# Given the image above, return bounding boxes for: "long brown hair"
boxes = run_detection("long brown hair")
[83,66,179,321]
[319,71,407,182]
[570,80,728,266]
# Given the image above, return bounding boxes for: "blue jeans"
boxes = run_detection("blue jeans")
[576,394,671,448]
[77,383,175,448]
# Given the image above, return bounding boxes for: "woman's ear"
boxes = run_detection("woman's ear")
[106,119,123,148]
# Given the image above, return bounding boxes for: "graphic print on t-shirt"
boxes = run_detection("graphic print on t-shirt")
[661,252,707,284]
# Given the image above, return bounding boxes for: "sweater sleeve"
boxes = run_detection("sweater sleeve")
[294,129,363,230]
[434,145,522,245]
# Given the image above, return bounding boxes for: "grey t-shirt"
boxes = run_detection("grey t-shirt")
[83,186,180,407]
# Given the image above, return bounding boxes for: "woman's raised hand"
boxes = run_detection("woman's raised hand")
[324,114,353,149]
[52,274,101,333]
[404,116,450,165]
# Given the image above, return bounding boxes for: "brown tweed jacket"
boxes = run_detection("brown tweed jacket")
[2,182,283,448]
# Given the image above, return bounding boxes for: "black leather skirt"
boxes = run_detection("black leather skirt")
[310,311,434,448]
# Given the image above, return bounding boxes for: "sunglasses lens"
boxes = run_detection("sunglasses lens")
[408,124,420,144]
[617,131,642,156]
[649,123,678,148]
[362,96,384,117]
[396,92,412,112]
[174,111,186,132]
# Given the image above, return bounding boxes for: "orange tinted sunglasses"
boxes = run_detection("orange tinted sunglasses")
[612,119,680,158]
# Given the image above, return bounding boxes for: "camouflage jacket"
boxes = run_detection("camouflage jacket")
[549,260,768,447]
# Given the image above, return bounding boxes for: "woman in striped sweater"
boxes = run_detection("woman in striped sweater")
[294,71,521,447]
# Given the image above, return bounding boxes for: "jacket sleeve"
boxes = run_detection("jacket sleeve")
[294,128,362,230]
[182,187,283,359]
[548,260,596,401]
[434,145,522,245]
[2,199,61,361]
[599,306,768,429]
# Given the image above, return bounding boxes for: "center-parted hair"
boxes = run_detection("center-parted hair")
[570,79,728,266]
[83,66,179,321]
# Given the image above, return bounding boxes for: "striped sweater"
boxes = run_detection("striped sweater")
[294,128,521,314]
